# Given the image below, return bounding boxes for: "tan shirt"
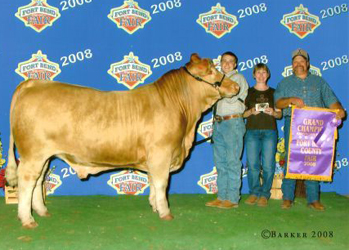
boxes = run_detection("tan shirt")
[216,70,249,116]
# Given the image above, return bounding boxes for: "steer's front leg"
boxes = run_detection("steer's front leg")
[153,176,173,220]
[147,159,173,220]
[147,175,157,212]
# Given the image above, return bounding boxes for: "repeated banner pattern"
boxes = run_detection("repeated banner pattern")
[0,0,348,197]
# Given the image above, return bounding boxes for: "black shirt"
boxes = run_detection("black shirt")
[245,87,277,130]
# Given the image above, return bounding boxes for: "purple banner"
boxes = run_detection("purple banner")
[286,107,340,181]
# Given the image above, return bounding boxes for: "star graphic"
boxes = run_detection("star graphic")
[126,0,135,8]
[214,6,222,13]
[127,55,135,63]
[297,5,307,14]
[35,55,44,62]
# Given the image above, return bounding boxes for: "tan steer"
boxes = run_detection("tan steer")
[6,53,239,228]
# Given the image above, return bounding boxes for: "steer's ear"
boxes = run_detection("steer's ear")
[190,53,201,64]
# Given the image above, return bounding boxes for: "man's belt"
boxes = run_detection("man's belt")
[214,114,242,122]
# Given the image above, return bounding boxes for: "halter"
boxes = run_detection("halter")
[183,66,225,89]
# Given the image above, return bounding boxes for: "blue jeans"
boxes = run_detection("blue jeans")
[282,117,320,203]
[213,117,245,203]
[245,129,277,199]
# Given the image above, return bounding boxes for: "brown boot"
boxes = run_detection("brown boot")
[281,200,293,209]
[308,201,325,211]
[257,197,268,207]
[245,195,258,205]
[205,198,223,207]
[218,200,239,209]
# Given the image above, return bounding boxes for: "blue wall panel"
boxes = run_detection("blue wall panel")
[0,0,348,196]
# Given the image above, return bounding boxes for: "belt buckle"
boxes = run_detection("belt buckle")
[214,115,222,123]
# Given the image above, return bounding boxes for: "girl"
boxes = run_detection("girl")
[243,63,282,206]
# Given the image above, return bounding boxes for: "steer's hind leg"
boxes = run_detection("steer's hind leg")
[17,159,45,229]
[32,160,50,217]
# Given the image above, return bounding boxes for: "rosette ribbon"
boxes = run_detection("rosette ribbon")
[314,118,341,146]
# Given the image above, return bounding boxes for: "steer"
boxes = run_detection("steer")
[6,53,239,228]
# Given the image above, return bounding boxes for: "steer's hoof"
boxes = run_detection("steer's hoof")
[41,212,51,217]
[22,221,38,229]
[161,214,174,221]
[35,210,51,217]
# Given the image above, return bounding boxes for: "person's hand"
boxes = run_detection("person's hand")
[250,107,260,115]
[264,107,274,116]
[329,102,346,120]
[335,108,346,120]
[290,97,305,108]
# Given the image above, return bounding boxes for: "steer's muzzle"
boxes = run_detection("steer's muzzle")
[220,78,240,98]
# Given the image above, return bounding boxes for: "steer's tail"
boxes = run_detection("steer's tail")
[5,79,36,187]
[5,132,17,187]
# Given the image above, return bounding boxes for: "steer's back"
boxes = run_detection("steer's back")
[11,80,174,167]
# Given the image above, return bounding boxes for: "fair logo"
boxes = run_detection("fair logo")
[213,55,222,72]
[15,0,61,33]
[15,50,61,80]
[282,65,322,77]
[108,0,152,34]
[197,167,218,194]
[107,170,149,195]
[197,118,213,143]
[108,52,152,89]
[44,173,62,195]
[280,4,321,39]
[197,3,238,38]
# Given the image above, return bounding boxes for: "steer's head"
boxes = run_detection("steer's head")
[185,53,239,98]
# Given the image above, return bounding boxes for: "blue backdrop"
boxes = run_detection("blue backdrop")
[0,0,348,197]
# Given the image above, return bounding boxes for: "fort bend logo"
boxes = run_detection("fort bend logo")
[198,167,218,194]
[213,55,222,72]
[197,3,238,38]
[108,52,152,89]
[281,4,321,39]
[107,170,149,195]
[15,0,61,33]
[197,118,213,144]
[108,0,152,34]
[45,173,62,195]
[15,50,61,80]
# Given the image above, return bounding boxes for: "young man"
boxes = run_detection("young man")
[206,51,249,209]
[274,49,346,211]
